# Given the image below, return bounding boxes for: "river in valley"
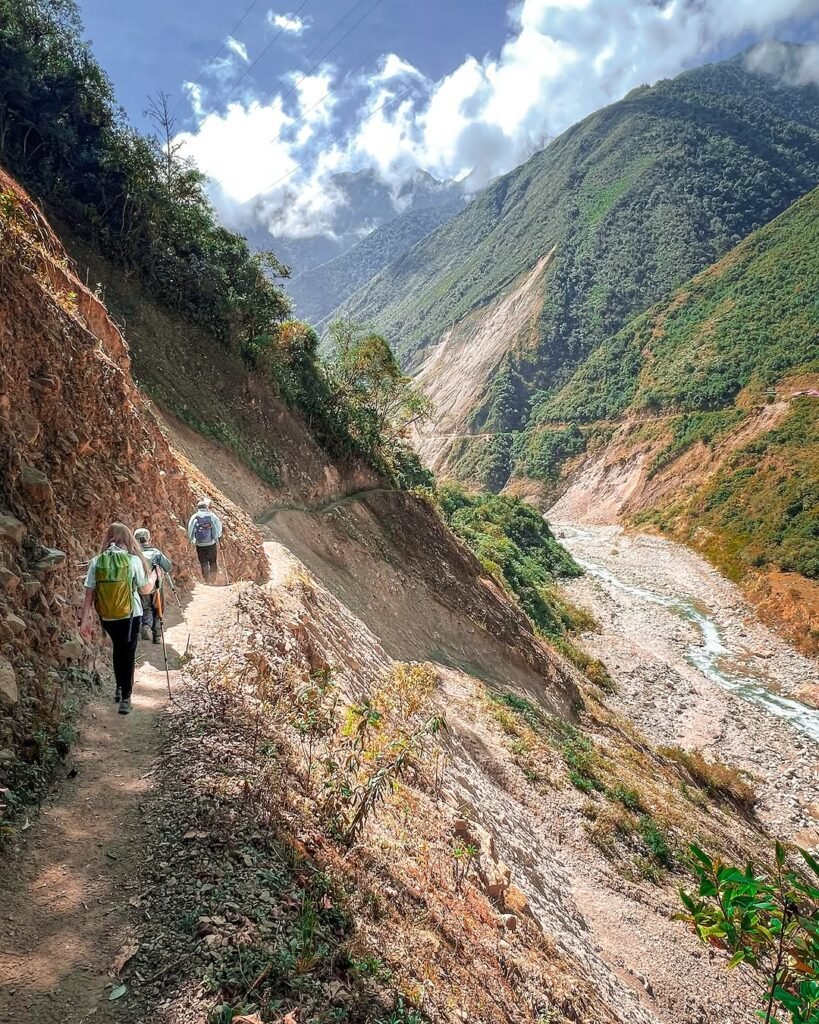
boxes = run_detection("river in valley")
[553,522,819,840]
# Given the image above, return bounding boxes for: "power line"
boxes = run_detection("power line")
[265,0,387,133]
[207,0,311,112]
[264,46,383,151]
[240,85,409,208]
[301,0,372,60]
[171,0,261,115]
[199,0,261,73]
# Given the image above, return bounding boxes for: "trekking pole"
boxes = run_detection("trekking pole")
[159,619,173,701]
[165,572,183,611]
[220,539,231,586]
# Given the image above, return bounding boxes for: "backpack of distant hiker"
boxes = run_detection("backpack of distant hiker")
[193,513,214,545]
[93,549,134,620]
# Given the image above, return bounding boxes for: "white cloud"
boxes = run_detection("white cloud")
[225,36,249,63]
[179,0,819,239]
[268,10,308,35]
[746,37,819,84]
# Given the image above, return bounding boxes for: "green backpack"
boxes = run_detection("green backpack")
[94,549,134,620]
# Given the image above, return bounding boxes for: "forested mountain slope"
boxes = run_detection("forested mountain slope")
[530,187,819,653]
[336,46,819,469]
[0,0,428,495]
[285,188,466,327]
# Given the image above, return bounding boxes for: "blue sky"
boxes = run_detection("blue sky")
[75,0,819,240]
[78,0,509,129]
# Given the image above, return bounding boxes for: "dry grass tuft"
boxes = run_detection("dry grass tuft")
[658,746,756,808]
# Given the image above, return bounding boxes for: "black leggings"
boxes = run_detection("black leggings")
[101,616,141,699]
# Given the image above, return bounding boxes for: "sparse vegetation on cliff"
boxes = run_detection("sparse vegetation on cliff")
[431,484,593,640]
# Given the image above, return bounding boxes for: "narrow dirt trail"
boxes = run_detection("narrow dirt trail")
[0,572,234,1023]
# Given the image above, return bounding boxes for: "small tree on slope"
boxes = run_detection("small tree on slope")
[677,842,819,1023]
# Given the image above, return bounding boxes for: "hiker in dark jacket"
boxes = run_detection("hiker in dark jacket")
[134,527,172,644]
[187,497,223,582]
[80,523,157,715]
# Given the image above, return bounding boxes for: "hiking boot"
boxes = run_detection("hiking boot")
[114,686,122,703]
[118,698,132,715]
[140,626,151,641]
[152,632,160,645]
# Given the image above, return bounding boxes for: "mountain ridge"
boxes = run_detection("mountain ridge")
[523,185,819,653]
[333,46,819,466]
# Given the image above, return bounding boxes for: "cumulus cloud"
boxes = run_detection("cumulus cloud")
[225,36,249,63]
[269,11,308,35]
[178,0,819,239]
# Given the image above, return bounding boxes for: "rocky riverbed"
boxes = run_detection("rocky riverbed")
[556,523,819,846]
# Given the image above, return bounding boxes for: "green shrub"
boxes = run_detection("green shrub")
[678,842,819,1024]
[436,484,585,639]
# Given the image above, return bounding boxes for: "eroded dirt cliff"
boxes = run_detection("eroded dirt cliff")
[0,168,267,763]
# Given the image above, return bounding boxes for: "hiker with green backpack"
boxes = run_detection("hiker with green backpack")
[79,522,158,715]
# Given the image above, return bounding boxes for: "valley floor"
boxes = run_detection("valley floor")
[555,522,819,845]
[1,509,817,1024]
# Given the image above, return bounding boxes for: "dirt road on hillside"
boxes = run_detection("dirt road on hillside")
[555,523,819,845]
[0,576,232,1023]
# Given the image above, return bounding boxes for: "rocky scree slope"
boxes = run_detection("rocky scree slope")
[335,47,819,479]
[0,167,267,771]
[113,520,788,1024]
[534,187,819,654]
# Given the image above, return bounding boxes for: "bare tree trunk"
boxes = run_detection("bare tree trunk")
[144,90,181,195]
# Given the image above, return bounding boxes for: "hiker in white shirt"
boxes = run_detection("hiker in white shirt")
[187,498,223,582]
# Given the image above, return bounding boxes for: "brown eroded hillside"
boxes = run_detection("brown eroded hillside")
[0,167,267,768]
[0,169,814,1024]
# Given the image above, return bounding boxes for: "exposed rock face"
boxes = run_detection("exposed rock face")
[0,657,18,705]
[0,166,268,758]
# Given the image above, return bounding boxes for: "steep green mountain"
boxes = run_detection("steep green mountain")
[286,186,466,327]
[336,47,819,468]
[531,186,819,429]
[527,187,819,649]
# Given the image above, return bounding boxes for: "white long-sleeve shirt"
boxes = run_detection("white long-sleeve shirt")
[187,510,223,547]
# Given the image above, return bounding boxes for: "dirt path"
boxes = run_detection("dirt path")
[0,574,233,1023]
[555,522,819,845]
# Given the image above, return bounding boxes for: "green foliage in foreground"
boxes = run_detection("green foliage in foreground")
[678,842,819,1024]
[434,484,587,637]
